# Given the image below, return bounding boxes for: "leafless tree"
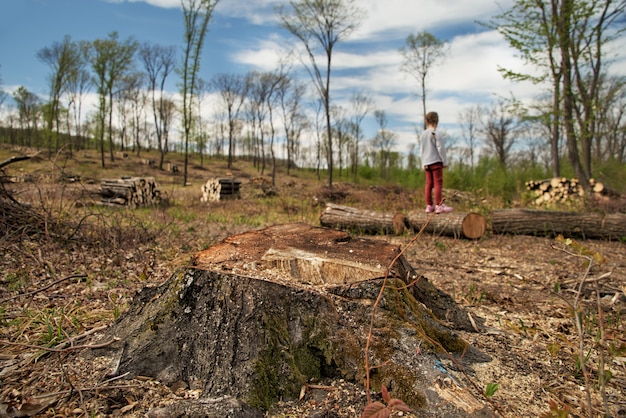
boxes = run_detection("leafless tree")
[349,91,373,179]
[212,73,249,169]
[371,109,397,179]
[400,31,447,129]
[180,0,220,185]
[278,0,365,188]
[481,100,523,166]
[139,42,177,167]
[458,104,483,170]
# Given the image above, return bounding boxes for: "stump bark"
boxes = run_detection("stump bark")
[86,223,491,417]
[492,208,626,239]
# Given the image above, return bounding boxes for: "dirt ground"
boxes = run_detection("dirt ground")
[0,154,625,417]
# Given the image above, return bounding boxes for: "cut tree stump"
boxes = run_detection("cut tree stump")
[406,211,487,239]
[85,223,491,417]
[319,203,406,235]
[492,208,626,240]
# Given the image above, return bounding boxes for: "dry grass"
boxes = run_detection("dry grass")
[0,146,624,417]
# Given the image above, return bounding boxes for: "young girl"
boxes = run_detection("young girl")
[420,111,453,213]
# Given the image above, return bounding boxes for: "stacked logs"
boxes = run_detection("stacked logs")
[201,177,241,202]
[526,177,619,206]
[99,177,161,208]
[526,177,584,206]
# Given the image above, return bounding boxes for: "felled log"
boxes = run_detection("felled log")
[99,177,160,208]
[406,211,487,239]
[492,208,626,240]
[319,203,406,235]
[201,177,242,202]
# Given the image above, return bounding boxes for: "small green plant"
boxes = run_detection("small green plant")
[434,240,446,251]
[360,385,412,418]
[485,382,499,397]
[464,283,485,305]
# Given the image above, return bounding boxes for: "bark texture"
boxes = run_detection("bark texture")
[406,211,487,239]
[320,203,406,235]
[491,208,626,239]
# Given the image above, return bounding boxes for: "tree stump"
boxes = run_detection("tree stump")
[85,223,491,417]
[491,208,626,239]
[406,211,487,239]
[320,203,406,235]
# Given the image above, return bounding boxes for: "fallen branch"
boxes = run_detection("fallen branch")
[0,274,87,303]
[0,155,32,170]
[0,337,120,353]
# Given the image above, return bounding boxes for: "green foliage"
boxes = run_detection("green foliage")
[485,382,499,397]
[446,156,551,203]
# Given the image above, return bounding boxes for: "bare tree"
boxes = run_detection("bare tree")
[458,104,483,170]
[212,73,249,169]
[278,0,365,188]
[90,31,139,167]
[180,0,220,185]
[372,109,397,180]
[349,91,373,179]
[0,67,7,111]
[399,31,447,129]
[64,40,91,152]
[276,73,307,175]
[481,100,522,166]
[140,42,177,167]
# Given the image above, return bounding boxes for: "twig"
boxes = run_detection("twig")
[32,382,140,400]
[51,325,109,350]
[0,274,87,303]
[0,336,120,353]
[363,210,433,404]
[0,155,32,170]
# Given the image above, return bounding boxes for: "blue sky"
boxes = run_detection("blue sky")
[1,0,624,157]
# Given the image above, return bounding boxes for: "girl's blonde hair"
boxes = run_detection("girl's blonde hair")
[425,111,439,126]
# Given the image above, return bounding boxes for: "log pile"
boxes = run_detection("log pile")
[526,177,584,206]
[201,177,241,202]
[99,177,161,208]
[526,177,621,206]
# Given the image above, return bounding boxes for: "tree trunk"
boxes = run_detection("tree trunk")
[84,223,488,416]
[492,208,626,240]
[319,203,406,235]
[406,211,487,239]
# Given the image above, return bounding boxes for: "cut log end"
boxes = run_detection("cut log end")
[461,213,487,240]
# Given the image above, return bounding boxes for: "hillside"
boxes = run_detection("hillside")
[0,146,625,417]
